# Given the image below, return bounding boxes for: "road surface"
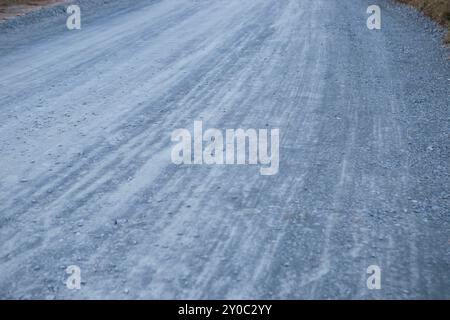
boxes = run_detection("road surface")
[0,0,449,299]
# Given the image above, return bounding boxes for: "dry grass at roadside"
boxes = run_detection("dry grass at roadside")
[398,0,450,43]
[0,0,62,20]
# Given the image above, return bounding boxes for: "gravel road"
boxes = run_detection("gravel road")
[0,0,449,299]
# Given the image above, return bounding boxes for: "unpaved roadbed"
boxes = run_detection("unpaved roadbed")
[0,0,449,299]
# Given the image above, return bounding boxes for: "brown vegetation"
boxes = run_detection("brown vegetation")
[0,0,62,21]
[398,0,450,43]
